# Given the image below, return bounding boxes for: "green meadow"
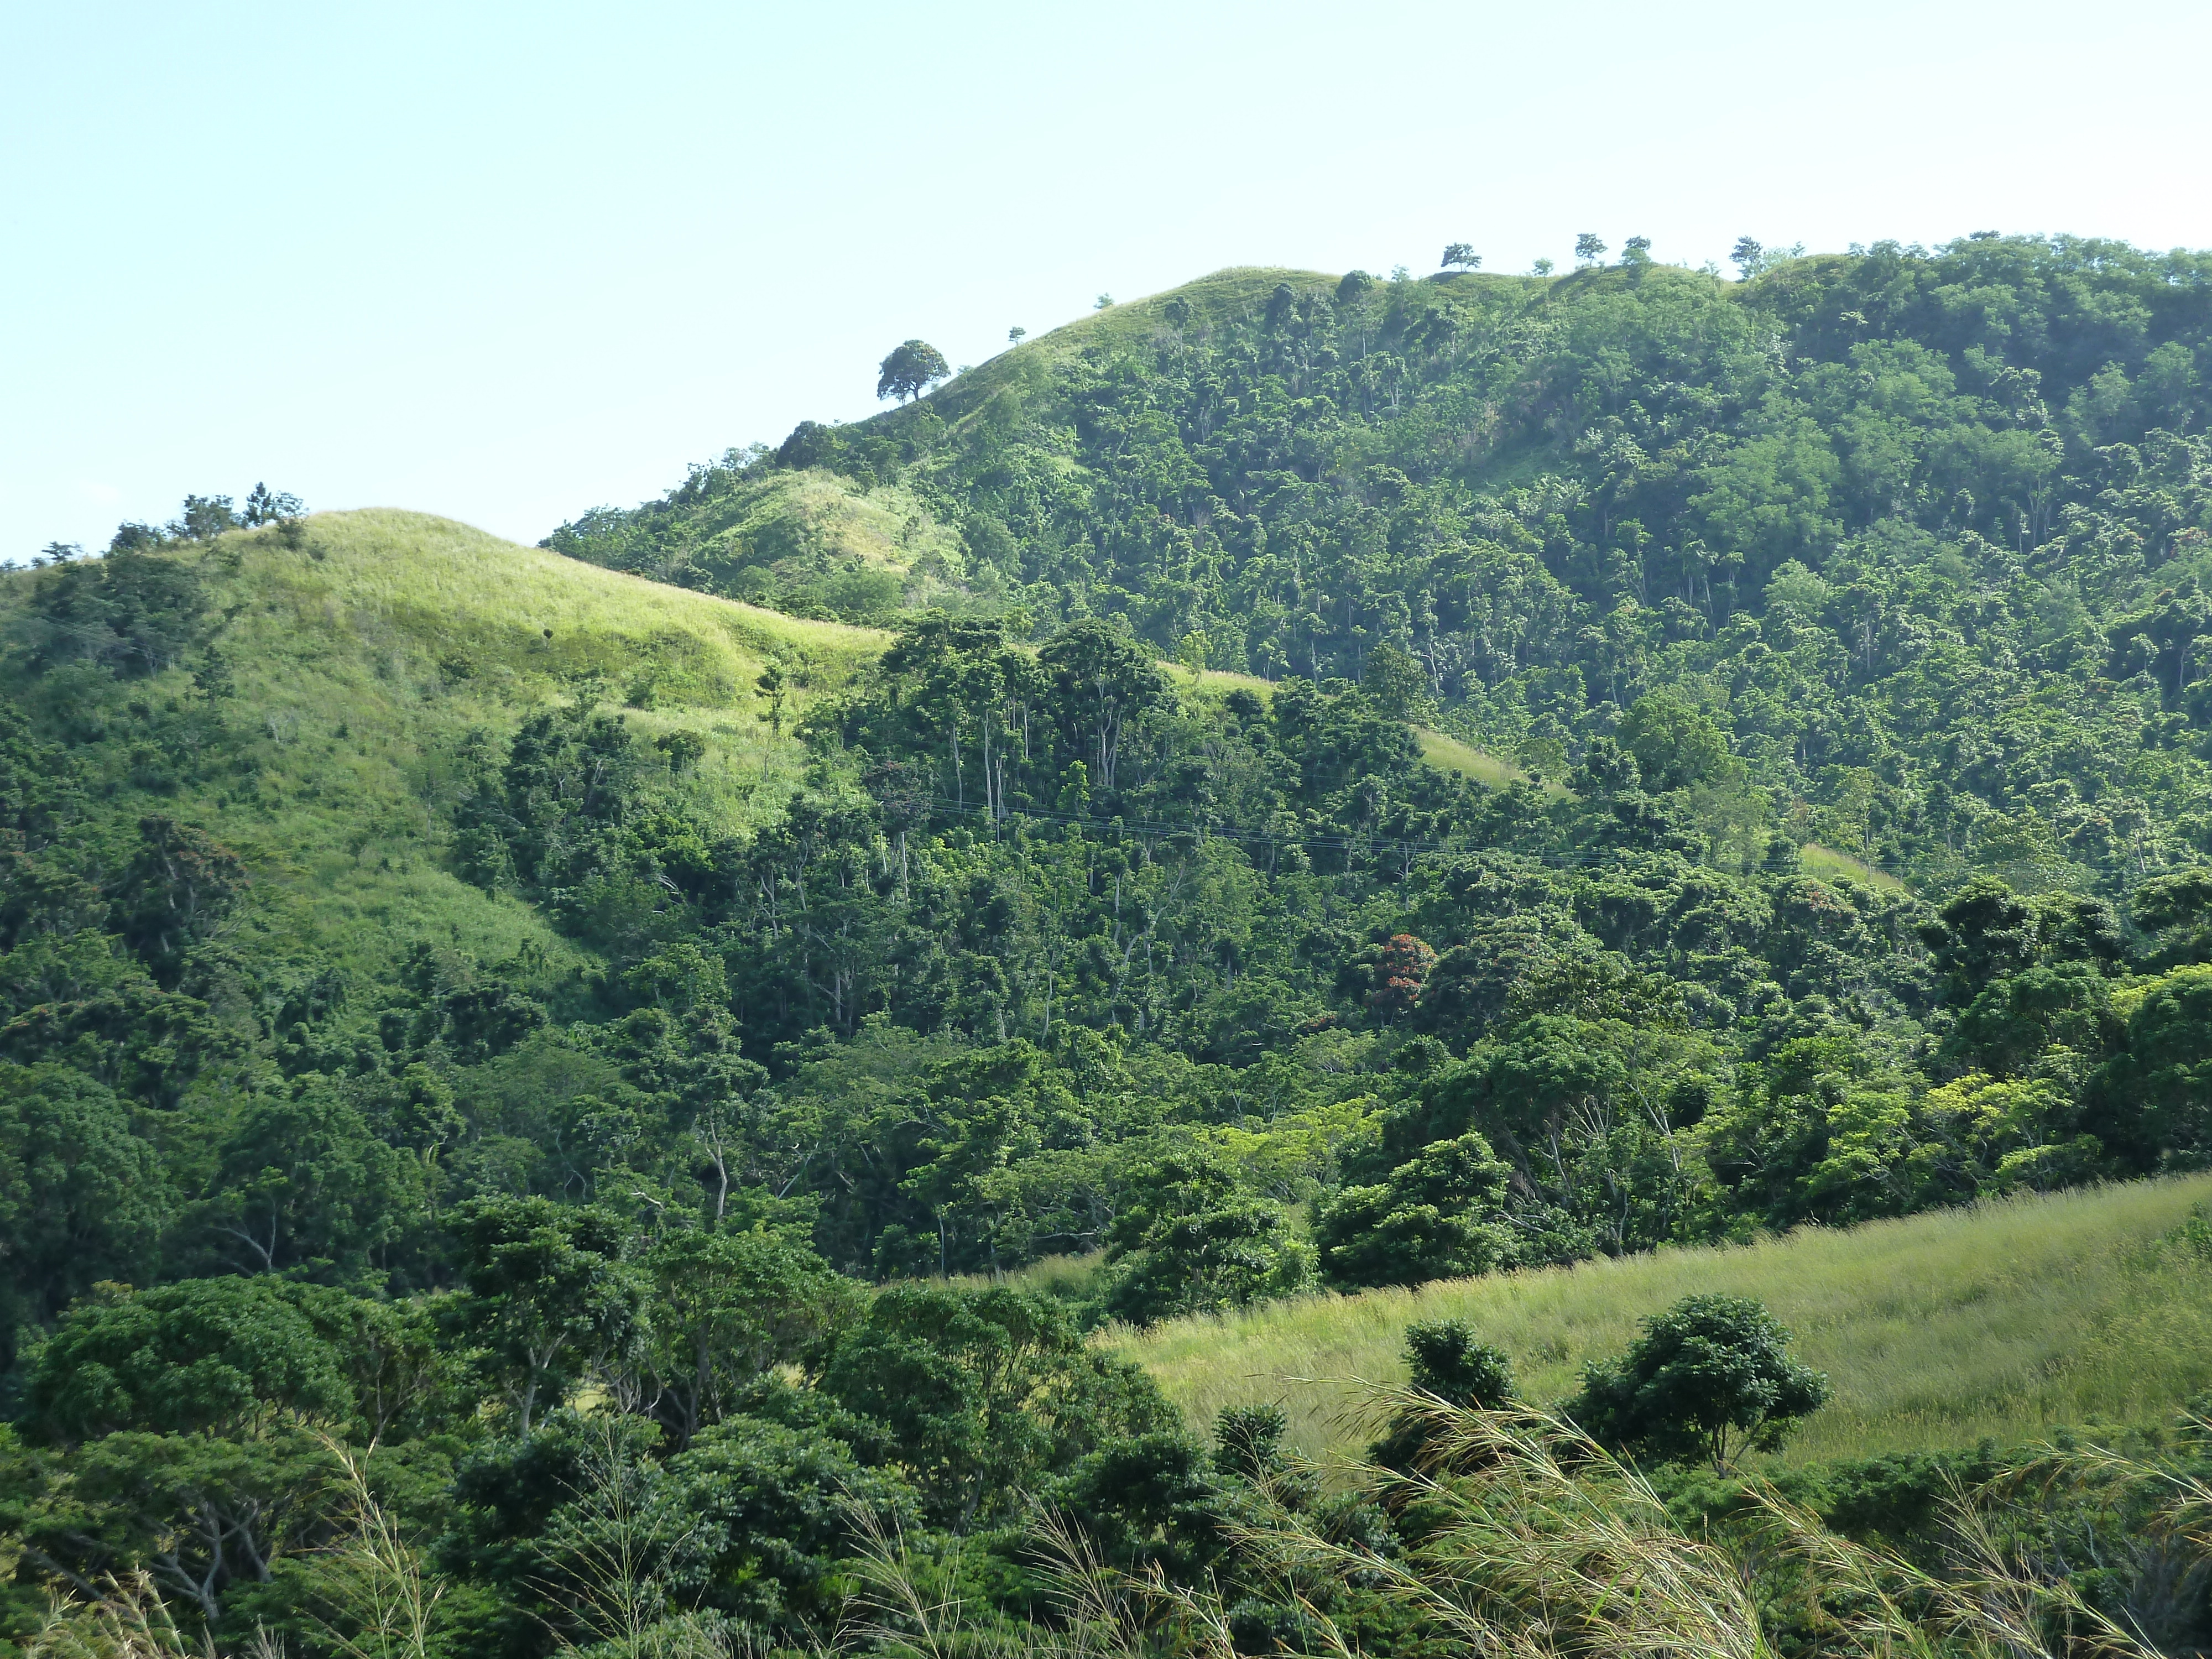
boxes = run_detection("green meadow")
[1108,1175,2212,1467]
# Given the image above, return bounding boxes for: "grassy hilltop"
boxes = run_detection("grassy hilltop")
[4,508,882,983]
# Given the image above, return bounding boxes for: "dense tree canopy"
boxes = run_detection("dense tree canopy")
[6,243,2212,1648]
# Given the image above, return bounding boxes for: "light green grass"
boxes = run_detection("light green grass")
[1800,841,1908,893]
[1416,729,1530,790]
[676,469,966,577]
[924,269,1339,437]
[0,510,898,986]
[285,507,886,681]
[1108,1176,2212,1468]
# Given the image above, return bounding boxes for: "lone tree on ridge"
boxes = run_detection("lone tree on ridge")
[877,340,950,404]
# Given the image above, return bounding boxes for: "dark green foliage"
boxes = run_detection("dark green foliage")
[663,1412,912,1626]
[1103,1145,1312,1323]
[0,1063,171,1357]
[1369,1318,1516,1471]
[1918,876,2040,998]
[1616,692,1731,791]
[24,1277,354,1442]
[2084,966,2212,1169]
[878,339,950,404]
[1313,1131,1512,1288]
[452,1198,644,1433]
[1404,1318,1515,1408]
[1943,962,2119,1077]
[1573,1293,1831,1473]
[817,1284,1175,1527]
[192,1080,420,1280]
[239,483,305,527]
[626,1228,863,1449]
[2134,867,2212,964]
[24,543,212,676]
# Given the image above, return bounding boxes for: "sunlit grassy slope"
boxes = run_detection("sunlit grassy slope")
[1109,1176,2212,1468]
[1173,670,1533,792]
[4,510,888,984]
[665,469,968,575]
[1800,841,1908,893]
[1416,728,1541,790]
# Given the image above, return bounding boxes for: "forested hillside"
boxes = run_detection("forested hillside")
[555,239,2212,883]
[6,234,2212,1656]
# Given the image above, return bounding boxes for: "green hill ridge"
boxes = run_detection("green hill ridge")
[8,234,2212,1652]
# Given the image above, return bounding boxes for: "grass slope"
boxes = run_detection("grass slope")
[1799,841,1908,893]
[4,510,888,985]
[1109,1175,2212,1468]
[1416,729,1547,791]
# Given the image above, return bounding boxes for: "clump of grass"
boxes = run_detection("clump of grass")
[1415,729,1534,790]
[305,1435,439,1659]
[1112,1176,2212,1468]
[27,1571,215,1658]
[1799,841,1908,893]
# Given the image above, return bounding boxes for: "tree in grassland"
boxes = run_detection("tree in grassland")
[1371,1317,1516,1469]
[876,339,949,404]
[168,494,238,541]
[1039,618,1171,794]
[1441,243,1479,270]
[1313,1130,1513,1289]
[1616,691,1731,791]
[1360,640,1430,717]
[756,660,789,738]
[1574,233,1608,265]
[1103,1145,1313,1324]
[1572,1293,1829,1472]
[1176,629,1208,680]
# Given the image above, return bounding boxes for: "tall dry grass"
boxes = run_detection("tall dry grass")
[846,1388,2201,1659]
[32,1396,2212,1659]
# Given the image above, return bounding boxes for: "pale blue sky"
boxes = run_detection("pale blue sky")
[5,0,2208,560]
